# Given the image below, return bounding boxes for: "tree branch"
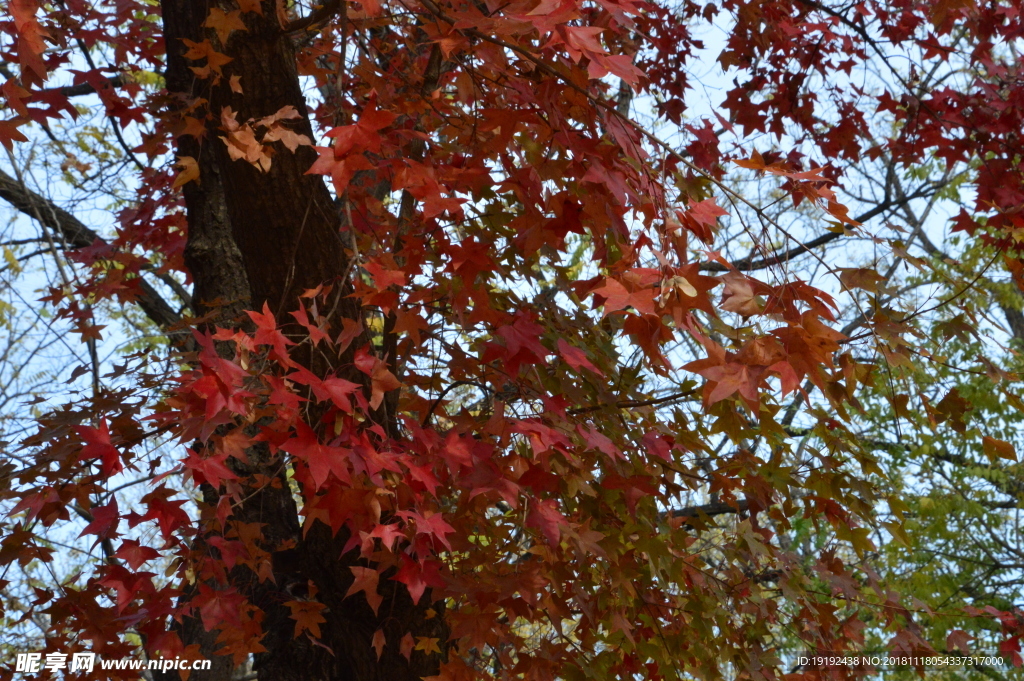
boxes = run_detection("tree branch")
[665,499,750,520]
[422,380,492,426]
[567,388,698,415]
[1,63,128,98]
[700,184,939,273]
[55,73,128,98]
[0,168,183,331]
[283,0,342,33]
[933,450,1024,503]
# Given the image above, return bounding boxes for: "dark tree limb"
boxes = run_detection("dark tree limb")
[567,388,698,415]
[0,62,127,97]
[0,168,183,331]
[665,499,751,520]
[422,380,493,426]
[283,0,342,33]
[933,451,1024,503]
[54,73,128,98]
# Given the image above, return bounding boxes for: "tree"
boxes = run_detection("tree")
[2,0,1024,680]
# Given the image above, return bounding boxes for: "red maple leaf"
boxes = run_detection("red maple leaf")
[397,510,456,552]
[279,421,351,490]
[113,539,160,571]
[591,277,657,317]
[391,554,446,604]
[557,339,602,375]
[527,498,567,546]
[354,348,402,410]
[192,584,244,630]
[74,420,123,476]
[79,499,120,542]
[247,302,296,367]
[182,447,238,488]
[288,365,362,413]
[290,302,331,346]
[687,197,728,228]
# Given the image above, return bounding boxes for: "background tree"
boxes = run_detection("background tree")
[1,0,1024,680]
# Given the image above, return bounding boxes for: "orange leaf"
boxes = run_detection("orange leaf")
[355,349,402,410]
[181,39,234,76]
[173,156,200,188]
[10,0,49,82]
[345,566,383,616]
[720,273,761,316]
[203,8,247,44]
[371,630,386,660]
[399,632,414,661]
[286,599,328,639]
[983,436,1017,462]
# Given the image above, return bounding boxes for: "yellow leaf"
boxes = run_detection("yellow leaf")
[666,275,697,298]
[3,246,21,275]
[882,520,911,548]
[414,636,441,655]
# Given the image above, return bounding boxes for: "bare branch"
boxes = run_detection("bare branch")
[701,184,940,273]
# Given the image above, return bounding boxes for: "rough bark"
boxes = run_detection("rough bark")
[159,2,445,680]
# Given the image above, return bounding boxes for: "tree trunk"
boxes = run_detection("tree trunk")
[159,2,445,679]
